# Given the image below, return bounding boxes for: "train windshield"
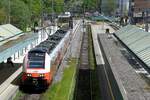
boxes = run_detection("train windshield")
[28,52,45,68]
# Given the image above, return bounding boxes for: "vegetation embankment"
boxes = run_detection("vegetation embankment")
[41,58,77,100]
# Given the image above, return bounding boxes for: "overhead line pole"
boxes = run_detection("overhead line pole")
[40,0,44,41]
[40,0,43,27]
[120,0,123,16]
[52,0,54,25]
[145,9,149,32]
[8,0,11,23]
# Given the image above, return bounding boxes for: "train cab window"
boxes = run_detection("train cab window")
[28,52,45,68]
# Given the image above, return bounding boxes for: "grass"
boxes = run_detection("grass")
[87,25,101,100]
[41,58,77,100]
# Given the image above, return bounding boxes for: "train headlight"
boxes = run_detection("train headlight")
[39,74,44,77]
[27,73,32,77]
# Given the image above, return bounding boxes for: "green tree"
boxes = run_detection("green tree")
[0,8,7,24]
[0,0,67,30]
[43,0,64,14]
[10,0,31,30]
[83,0,101,12]
[54,0,64,13]
[0,0,9,24]
[22,0,42,26]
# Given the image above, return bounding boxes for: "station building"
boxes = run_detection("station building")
[131,0,150,23]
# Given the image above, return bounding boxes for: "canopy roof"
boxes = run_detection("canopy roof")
[0,24,22,41]
[115,25,150,68]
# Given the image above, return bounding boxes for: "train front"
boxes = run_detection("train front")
[22,49,51,88]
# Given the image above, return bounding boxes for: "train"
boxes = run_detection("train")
[21,13,73,88]
[22,26,72,88]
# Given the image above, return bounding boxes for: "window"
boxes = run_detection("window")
[28,52,45,68]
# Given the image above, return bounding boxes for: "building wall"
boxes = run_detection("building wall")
[134,0,150,13]
[132,0,150,23]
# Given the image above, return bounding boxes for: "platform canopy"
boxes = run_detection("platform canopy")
[115,25,150,68]
[0,24,22,41]
[0,32,38,63]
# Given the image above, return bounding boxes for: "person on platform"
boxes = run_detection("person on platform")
[106,28,111,38]
[7,57,14,67]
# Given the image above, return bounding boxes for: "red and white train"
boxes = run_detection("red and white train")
[22,25,73,88]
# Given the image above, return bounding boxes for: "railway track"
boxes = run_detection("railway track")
[74,25,92,100]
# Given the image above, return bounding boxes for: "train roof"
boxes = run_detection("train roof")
[30,27,69,54]
[29,48,46,53]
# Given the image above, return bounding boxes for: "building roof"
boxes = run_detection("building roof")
[0,24,22,42]
[0,24,38,63]
[115,25,150,68]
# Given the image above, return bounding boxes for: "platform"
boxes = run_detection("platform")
[91,24,105,65]
[91,23,150,100]
[91,23,116,100]
[91,22,115,34]
[98,34,150,100]
[0,64,22,99]
[91,23,115,65]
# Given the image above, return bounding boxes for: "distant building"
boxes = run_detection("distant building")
[117,0,129,16]
[130,0,150,23]
[101,0,129,16]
